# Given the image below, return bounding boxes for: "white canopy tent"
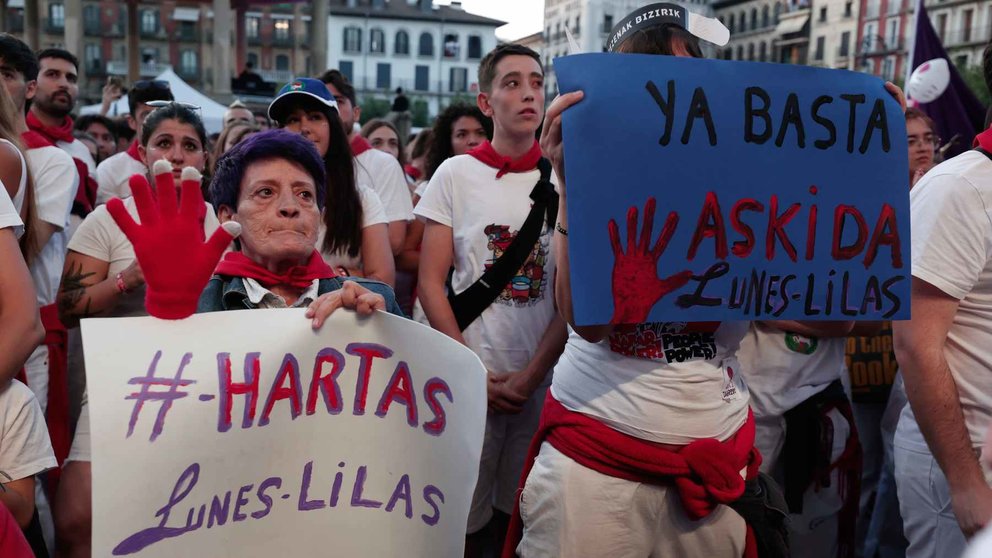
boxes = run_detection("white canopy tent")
[80,69,228,134]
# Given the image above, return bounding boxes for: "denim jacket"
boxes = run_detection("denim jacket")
[196,275,406,318]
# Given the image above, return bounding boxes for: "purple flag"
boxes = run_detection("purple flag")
[908,0,987,157]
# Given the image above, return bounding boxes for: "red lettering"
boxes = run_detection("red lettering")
[766,195,800,261]
[259,354,303,426]
[346,343,394,415]
[730,198,763,258]
[806,204,818,260]
[422,378,452,437]
[864,203,903,269]
[687,191,728,260]
[831,205,868,260]
[375,361,419,426]
[306,348,345,415]
[217,352,260,432]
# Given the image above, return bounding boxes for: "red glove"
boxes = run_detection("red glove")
[608,197,692,324]
[107,161,239,319]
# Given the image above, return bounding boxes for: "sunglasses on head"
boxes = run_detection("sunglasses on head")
[146,100,201,112]
[131,80,171,92]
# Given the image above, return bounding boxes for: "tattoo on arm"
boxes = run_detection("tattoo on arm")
[59,262,96,318]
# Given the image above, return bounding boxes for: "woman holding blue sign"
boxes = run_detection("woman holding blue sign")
[505,4,908,557]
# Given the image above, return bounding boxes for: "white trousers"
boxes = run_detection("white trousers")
[517,442,746,558]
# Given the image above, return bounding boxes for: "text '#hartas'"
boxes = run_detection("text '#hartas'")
[112,459,445,555]
[124,342,454,443]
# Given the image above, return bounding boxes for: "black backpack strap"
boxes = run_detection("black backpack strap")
[448,158,557,331]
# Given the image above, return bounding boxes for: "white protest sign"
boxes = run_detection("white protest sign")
[82,309,487,557]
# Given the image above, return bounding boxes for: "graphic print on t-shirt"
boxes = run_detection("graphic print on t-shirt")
[785,333,819,354]
[483,223,550,306]
[608,321,721,362]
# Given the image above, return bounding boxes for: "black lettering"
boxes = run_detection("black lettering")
[775,92,806,148]
[860,99,891,153]
[682,87,718,146]
[676,262,729,308]
[647,80,676,146]
[839,94,866,153]
[811,95,836,149]
[881,276,904,318]
[745,87,773,144]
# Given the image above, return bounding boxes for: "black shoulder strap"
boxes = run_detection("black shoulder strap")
[447,158,557,331]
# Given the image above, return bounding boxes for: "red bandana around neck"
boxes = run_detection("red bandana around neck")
[404,163,422,181]
[21,130,53,150]
[467,140,542,178]
[126,139,142,162]
[975,128,992,152]
[214,250,336,290]
[350,135,373,157]
[26,111,74,144]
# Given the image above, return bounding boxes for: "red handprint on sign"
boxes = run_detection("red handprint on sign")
[609,197,692,325]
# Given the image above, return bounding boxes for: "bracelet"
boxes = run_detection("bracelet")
[555,222,568,236]
[115,271,129,294]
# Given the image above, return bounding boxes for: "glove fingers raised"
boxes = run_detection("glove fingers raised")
[179,167,205,223]
[106,197,140,240]
[152,159,178,219]
[128,174,159,228]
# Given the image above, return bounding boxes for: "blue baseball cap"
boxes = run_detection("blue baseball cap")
[268,78,339,123]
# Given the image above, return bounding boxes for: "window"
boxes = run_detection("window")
[819,7,827,21]
[845,1,853,16]
[936,13,947,41]
[603,14,613,33]
[840,31,851,56]
[449,67,467,92]
[140,10,157,34]
[750,8,757,29]
[736,45,743,59]
[762,6,769,27]
[963,9,973,42]
[178,21,196,41]
[84,43,101,72]
[339,60,354,83]
[180,50,197,76]
[415,65,429,91]
[247,52,258,68]
[748,43,755,60]
[887,0,901,15]
[418,32,433,56]
[370,28,385,53]
[956,54,968,67]
[759,41,767,61]
[887,18,900,47]
[864,22,877,49]
[247,16,260,39]
[467,35,482,59]
[814,36,824,60]
[83,5,100,32]
[773,2,782,23]
[574,15,580,33]
[881,56,894,80]
[49,3,64,28]
[395,30,410,55]
[274,20,290,41]
[344,26,362,53]
[728,14,735,33]
[141,47,158,65]
[376,63,391,89]
[275,54,289,71]
[443,33,459,58]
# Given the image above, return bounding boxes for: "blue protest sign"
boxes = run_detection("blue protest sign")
[555,53,910,326]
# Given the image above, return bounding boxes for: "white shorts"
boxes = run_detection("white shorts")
[24,345,50,413]
[517,442,746,558]
[66,392,90,463]
[467,382,547,534]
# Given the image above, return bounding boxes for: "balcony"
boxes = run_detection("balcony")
[86,60,106,78]
[943,26,987,46]
[248,34,263,46]
[273,35,294,48]
[140,27,168,40]
[174,27,200,42]
[43,17,64,35]
[257,69,294,83]
[106,61,172,77]
[84,21,102,36]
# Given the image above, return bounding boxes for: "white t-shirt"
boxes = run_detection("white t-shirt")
[415,154,557,374]
[67,196,221,319]
[96,149,146,205]
[25,145,77,306]
[0,184,22,238]
[552,321,751,445]
[0,380,57,482]
[318,183,388,270]
[898,150,992,448]
[0,139,27,214]
[56,138,96,175]
[736,322,846,419]
[354,147,414,223]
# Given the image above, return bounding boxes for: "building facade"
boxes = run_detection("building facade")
[325,0,503,116]
[807,0,860,69]
[712,0,812,65]
[3,0,318,104]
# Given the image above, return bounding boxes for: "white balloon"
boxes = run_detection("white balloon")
[908,58,951,103]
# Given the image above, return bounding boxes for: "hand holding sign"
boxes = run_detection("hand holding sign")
[107,161,240,320]
[609,197,691,324]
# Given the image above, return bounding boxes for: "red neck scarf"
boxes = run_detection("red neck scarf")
[403,163,422,181]
[350,135,372,157]
[467,140,542,179]
[126,139,142,162]
[214,250,336,289]
[975,128,992,152]
[26,111,74,144]
[20,130,53,150]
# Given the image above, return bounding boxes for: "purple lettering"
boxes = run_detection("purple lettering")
[350,465,383,509]
[298,461,325,511]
